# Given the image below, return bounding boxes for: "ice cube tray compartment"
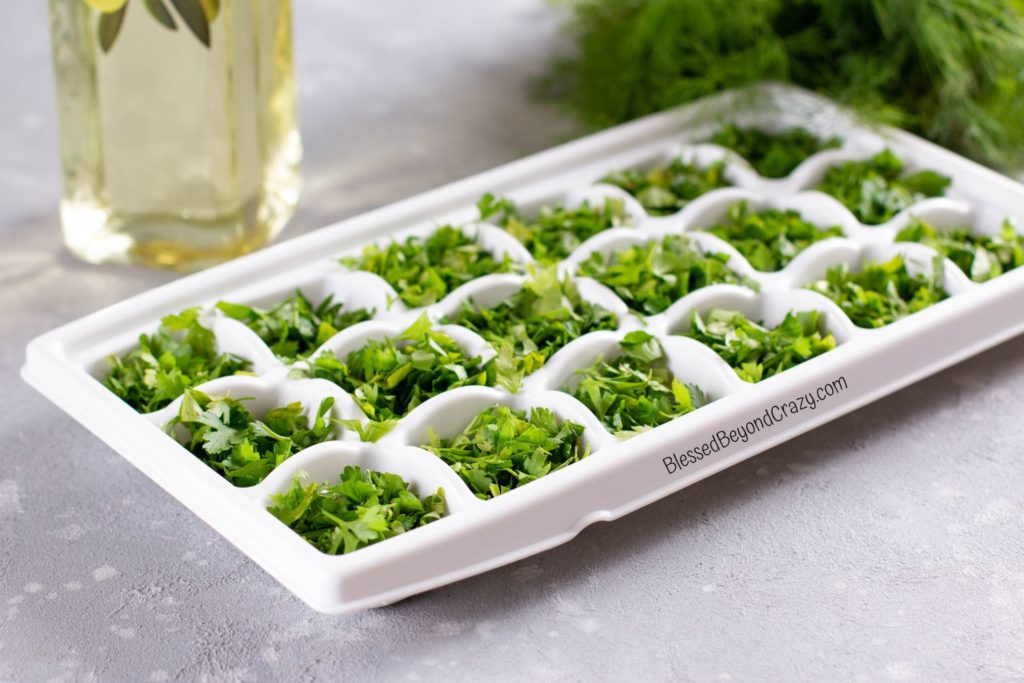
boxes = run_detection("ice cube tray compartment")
[23,84,1024,614]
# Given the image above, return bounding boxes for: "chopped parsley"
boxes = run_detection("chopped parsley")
[424,405,588,499]
[710,124,841,178]
[805,255,949,328]
[701,201,845,271]
[300,315,499,436]
[575,234,756,315]
[600,158,729,216]
[165,390,337,487]
[268,466,446,555]
[216,290,373,363]
[104,307,251,413]
[477,193,634,264]
[568,330,708,438]
[443,268,618,378]
[685,309,836,382]
[895,218,1024,283]
[817,149,951,225]
[340,225,514,307]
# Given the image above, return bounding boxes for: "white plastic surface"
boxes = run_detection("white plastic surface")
[21,85,1024,614]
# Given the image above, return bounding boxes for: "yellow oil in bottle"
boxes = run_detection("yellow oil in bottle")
[49,0,300,270]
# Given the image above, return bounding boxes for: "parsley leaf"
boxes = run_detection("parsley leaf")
[301,314,501,433]
[895,218,1024,283]
[340,226,515,307]
[166,390,337,487]
[443,267,618,377]
[817,149,950,225]
[568,330,708,438]
[806,255,949,328]
[701,201,845,271]
[575,234,757,315]
[216,290,373,363]
[477,193,634,264]
[424,405,589,499]
[268,465,446,555]
[686,309,836,382]
[600,158,730,216]
[710,124,841,178]
[104,307,251,413]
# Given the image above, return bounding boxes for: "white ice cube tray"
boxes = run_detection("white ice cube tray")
[22,85,1024,614]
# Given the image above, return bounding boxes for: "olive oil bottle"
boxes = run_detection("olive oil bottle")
[48,0,300,270]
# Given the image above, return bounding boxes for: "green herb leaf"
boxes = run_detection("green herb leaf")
[268,466,446,555]
[576,234,757,315]
[341,226,515,307]
[686,309,835,382]
[300,314,501,429]
[818,150,950,225]
[143,0,177,29]
[166,391,337,487]
[478,194,633,263]
[895,218,1024,283]
[424,405,588,499]
[97,3,127,53]
[805,255,949,328]
[568,331,708,438]
[169,0,211,47]
[216,290,373,363]
[702,201,844,271]
[444,267,618,377]
[104,307,251,413]
[600,158,729,216]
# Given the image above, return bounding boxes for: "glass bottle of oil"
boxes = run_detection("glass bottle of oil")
[48,0,300,270]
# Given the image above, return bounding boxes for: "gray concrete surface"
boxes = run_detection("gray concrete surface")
[2,2,1024,681]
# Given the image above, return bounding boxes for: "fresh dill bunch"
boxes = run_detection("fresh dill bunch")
[545,0,1024,171]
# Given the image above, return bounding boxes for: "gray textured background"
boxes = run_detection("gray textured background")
[3,2,1024,682]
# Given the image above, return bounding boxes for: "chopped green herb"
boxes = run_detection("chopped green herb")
[443,267,618,377]
[300,315,501,435]
[576,234,756,315]
[424,405,588,500]
[600,158,729,216]
[806,255,949,328]
[817,149,950,225]
[568,330,707,438]
[701,201,845,271]
[268,466,446,555]
[104,307,251,413]
[895,218,1024,283]
[165,390,337,487]
[477,193,633,264]
[216,290,373,363]
[685,309,836,382]
[340,226,514,307]
[710,124,841,178]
